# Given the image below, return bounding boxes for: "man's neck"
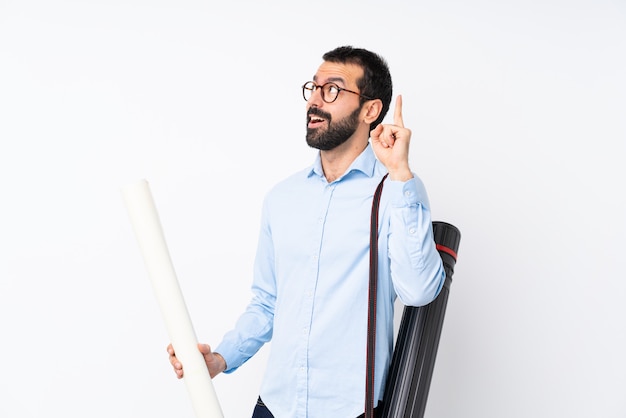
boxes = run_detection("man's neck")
[320,138,368,183]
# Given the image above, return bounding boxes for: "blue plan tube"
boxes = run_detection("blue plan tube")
[381,221,461,418]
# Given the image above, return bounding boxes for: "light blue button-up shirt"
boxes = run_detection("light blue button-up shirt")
[216,144,445,417]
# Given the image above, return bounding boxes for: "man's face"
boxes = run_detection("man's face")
[305,62,365,151]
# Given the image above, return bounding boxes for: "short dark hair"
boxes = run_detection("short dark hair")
[322,46,393,130]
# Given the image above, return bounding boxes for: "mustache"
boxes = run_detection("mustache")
[307,107,332,121]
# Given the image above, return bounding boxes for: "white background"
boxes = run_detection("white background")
[1,0,624,417]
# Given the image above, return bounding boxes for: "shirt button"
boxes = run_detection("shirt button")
[409,228,417,234]
[405,190,412,197]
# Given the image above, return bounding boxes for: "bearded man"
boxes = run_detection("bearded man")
[167,46,445,418]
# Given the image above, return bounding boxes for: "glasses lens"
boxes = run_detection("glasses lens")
[303,82,315,101]
[322,83,340,103]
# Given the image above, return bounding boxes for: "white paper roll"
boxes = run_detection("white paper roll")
[122,179,224,418]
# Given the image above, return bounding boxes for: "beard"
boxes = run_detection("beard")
[306,106,362,151]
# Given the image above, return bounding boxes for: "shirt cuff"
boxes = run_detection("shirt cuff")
[384,175,430,209]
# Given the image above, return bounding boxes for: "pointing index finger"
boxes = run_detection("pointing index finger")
[394,95,404,128]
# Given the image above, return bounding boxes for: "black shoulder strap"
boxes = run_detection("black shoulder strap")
[365,173,388,418]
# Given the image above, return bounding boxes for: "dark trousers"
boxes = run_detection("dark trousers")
[252,397,383,418]
[252,397,275,418]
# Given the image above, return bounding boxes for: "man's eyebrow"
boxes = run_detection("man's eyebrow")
[312,75,347,85]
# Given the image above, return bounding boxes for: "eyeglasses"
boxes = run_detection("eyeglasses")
[302,81,373,103]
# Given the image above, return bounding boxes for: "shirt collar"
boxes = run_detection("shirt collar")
[307,143,377,181]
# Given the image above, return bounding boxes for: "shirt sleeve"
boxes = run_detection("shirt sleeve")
[383,175,446,307]
[215,198,276,373]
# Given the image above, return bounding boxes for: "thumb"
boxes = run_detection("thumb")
[198,343,212,356]
[370,124,383,139]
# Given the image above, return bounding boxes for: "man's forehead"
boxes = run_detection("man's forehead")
[313,61,364,85]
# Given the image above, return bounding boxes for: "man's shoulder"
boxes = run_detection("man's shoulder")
[269,166,313,191]
[259,166,311,206]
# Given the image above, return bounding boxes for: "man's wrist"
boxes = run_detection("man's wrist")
[214,352,227,373]
[388,167,413,182]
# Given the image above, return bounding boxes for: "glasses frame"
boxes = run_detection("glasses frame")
[302,81,374,103]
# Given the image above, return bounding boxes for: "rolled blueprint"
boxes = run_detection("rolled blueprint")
[381,221,461,418]
[122,179,224,418]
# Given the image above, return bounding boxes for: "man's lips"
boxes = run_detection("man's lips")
[307,109,330,128]
[308,116,326,128]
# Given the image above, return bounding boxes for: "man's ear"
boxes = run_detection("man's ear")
[362,99,383,125]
